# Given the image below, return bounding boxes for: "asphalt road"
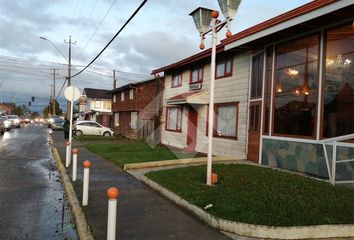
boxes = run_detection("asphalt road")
[0,124,77,240]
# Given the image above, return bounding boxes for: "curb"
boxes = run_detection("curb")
[140,175,354,239]
[50,138,94,240]
[123,156,242,170]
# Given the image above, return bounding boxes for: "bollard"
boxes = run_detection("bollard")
[82,160,92,206]
[107,187,119,240]
[72,148,78,181]
[65,141,71,168]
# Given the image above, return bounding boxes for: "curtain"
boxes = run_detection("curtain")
[216,105,236,137]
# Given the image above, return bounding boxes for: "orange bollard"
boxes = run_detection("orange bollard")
[211,173,218,185]
[82,160,92,206]
[107,187,119,240]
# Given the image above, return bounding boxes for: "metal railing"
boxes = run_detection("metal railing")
[320,133,354,185]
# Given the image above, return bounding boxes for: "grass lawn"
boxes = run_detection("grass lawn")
[145,164,354,227]
[77,135,195,167]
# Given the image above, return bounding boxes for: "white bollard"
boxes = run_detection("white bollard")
[65,141,71,168]
[72,148,78,181]
[107,187,119,240]
[82,160,92,206]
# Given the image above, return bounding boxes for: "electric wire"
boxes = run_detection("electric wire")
[77,0,118,59]
[72,0,148,79]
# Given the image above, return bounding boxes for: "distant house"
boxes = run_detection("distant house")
[109,78,164,142]
[0,103,16,115]
[80,88,112,127]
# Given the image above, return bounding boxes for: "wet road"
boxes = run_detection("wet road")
[0,124,77,239]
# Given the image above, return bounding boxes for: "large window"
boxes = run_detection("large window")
[263,46,273,134]
[171,73,182,88]
[121,92,125,101]
[251,53,264,99]
[273,34,319,137]
[216,57,232,78]
[166,106,182,132]
[190,65,203,83]
[214,103,238,138]
[131,112,138,129]
[323,24,354,138]
[114,112,119,126]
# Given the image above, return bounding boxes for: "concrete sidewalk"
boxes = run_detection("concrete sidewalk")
[50,131,232,240]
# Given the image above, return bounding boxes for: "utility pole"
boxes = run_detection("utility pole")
[113,70,117,89]
[50,68,59,115]
[64,36,76,117]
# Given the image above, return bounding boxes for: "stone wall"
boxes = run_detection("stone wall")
[262,138,354,181]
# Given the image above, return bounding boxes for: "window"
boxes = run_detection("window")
[251,53,264,99]
[214,103,238,138]
[113,94,116,103]
[114,112,119,126]
[263,46,273,134]
[323,24,354,138]
[216,57,232,78]
[166,106,182,132]
[121,92,124,101]
[171,72,182,88]
[131,112,137,129]
[94,101,101,108]
[129,89,134,100]
[190,66,203,83]
[273,34,319,137]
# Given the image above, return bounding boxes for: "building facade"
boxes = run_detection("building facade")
[110,78,164,142]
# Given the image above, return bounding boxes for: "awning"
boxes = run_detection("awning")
[167,90,209,105]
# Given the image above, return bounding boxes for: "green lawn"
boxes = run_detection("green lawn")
[146,164,354,226]
[78,136,195,167]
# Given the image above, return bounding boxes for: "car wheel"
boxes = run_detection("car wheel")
[103,131,111,136]
[75,130,83,136]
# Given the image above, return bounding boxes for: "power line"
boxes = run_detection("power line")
[72,0,148,79]
[77,0,117,58]
[56,78,68,100]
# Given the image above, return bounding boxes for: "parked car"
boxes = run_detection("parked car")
[74,121,114,136]
[1,116,11,131]
[7,115,20,128]
[51,117,64,130]
[47,115,61,128]
[0,117,5,134]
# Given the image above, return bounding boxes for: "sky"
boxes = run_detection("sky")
[0,0,312,113]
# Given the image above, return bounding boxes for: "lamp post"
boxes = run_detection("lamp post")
[189,0,241,185]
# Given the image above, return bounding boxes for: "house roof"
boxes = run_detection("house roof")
[152,0,353,74]
[109,78,156,94]
[83,88,111,99]
[167,90,209,105]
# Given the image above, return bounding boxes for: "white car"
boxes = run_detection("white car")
[7,115,20,128]
[74,121,114,136]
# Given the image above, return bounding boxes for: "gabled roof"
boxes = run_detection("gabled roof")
[152,0,352,74]
[109,78,156,94]
[83,88,111,100]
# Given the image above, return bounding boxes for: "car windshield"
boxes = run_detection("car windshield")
[7,116,18,119]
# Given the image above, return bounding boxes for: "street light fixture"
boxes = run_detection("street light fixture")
[189,0,241,185]
[39,37,68,62]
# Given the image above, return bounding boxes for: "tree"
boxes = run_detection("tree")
[12,105,30,116]
[43,100,62,118]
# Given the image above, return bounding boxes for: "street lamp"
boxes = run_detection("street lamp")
[39,37,68,62]
[189,0,241,185]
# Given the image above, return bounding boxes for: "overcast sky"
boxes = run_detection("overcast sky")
[0,0,312,113]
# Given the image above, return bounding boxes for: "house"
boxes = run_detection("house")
[109,78,164,142]
[0,103,15,115]
[80,88,112,127]
[152,41,250,159]
[153,0,354,181]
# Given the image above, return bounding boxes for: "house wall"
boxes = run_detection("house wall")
[262,138,354,181]
[161,52,250,158]
[112,79,164,140]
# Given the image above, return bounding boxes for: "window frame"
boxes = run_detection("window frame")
[189,65,204,84]
[129,89,134,100]
[130,111,138,129]
[171,72,182,88]
[113,94,116,103]
[121,92,125,101]
[215,57,233,79]
[165,106,183,133]
[206,102,239,140]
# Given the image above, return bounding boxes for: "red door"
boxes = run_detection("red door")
[248,101,261,162]
[187,106,198,151]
